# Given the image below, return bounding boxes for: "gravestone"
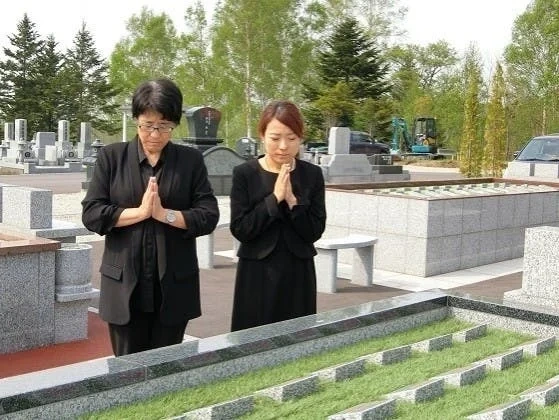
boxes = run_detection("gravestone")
[235,137,260,158]
[82,139,104,190]
[57,120,75,162]
[77,122,92,158]
[45,145,58,163]
[202,146,246,195]
[3,122,14,142]
[328,127,351,154]
[320,127,373,183]
[183,106,224,152]
[15,118,27,142]
[34,132,56,164]
[0,123,11,159]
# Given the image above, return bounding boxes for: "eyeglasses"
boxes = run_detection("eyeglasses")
[137,123,175,133]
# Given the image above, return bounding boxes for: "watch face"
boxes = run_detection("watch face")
[166,210,176,223]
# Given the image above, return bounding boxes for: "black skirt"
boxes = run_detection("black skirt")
[230,239,317,331]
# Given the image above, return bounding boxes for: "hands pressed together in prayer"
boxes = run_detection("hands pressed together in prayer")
[139,177,164,221]
[116,177,173,227]
[273,163,298,210]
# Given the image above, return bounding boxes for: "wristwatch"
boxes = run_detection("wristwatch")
[165,209,176,224]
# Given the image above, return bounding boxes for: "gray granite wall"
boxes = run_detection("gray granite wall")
[0,184,97,353]
[324,184,559,276]
[0,250,56,353]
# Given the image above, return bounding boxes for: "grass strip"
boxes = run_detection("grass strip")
[241,328,531,419]
[395,345,559,419]
[81,318,527,420]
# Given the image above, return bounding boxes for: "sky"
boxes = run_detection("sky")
[0,0,532,67]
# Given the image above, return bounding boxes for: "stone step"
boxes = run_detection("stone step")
[411,333,453,352]
[387,377,445,403]
[453,324,488,342]
[433,362,487,387]
[254,374,319,402]
[172,396,253,420]
[328,398,397,420]
[476,348,524,371]
[313,358,366,382]
[358,344,411,365]
[466,398,531,420]
[520,378,559,406]
[517,336,556,356]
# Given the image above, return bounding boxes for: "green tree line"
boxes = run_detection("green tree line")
[0,0,556,177]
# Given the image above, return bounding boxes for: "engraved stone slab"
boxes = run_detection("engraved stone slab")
[466,398,531,419]
[255,374,319,402]
[314,359,366,382]
[388,378,445,403]
[328,398,396,420]
[520,337,555,356]
[435,363,486,387]
[328,127,351,155]
[175,395,254,419]
[359,345,411,365]
[521,381,559,406]
[479,349,524,371]
[411,333,453,352]
[453,325,487,342]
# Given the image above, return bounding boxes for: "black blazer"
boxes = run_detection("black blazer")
[230,158,326,260]
[82,139,219,325]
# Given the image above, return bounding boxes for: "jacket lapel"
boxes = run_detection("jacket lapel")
[127,138,144,203]
[156,142,179,281]
[158,142,178,205]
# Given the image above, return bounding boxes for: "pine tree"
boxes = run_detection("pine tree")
[319,17,390,100]
[35,35,64,133]
[0,14,45,138]
[60,22,120,138]
[482,62,507,177]
[315,17,390,127]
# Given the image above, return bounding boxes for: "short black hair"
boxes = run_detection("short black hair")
[131,78,183,125]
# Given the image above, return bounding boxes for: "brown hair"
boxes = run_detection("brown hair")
[257,100,304,138]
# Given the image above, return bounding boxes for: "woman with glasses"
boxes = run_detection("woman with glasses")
[82,78,219,356]
[229,100,326,331]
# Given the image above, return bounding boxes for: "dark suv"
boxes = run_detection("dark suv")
[349,131,390,155]
[307,131,390,155]
[514,134,559,161]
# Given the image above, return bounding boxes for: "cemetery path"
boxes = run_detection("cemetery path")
[0,172,85,193]
[0,227,522,380]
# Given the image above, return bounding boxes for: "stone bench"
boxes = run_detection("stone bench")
[314,234,378,293]
[197,221,239,269]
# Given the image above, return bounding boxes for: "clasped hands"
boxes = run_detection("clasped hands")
[273,164,298,209]
[139,177,165,221]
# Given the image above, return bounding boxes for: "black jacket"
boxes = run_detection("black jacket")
[82,139,219,325]
[230,158,326,260]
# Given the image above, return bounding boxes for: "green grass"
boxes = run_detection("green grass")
[82,318,538,420]
[395,346,559,419]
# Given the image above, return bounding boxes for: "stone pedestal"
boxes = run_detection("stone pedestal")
[505,226,559,309]
[54,243,97,342]
[0,235,60,353]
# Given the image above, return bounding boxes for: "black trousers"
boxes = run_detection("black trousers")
[108,312,188,356]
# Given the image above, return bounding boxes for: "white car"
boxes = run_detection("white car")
[503,134,559,180]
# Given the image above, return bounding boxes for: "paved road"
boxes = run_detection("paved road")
[0,172,86,194]
[0,166,463,194]
[404,166,464,181]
